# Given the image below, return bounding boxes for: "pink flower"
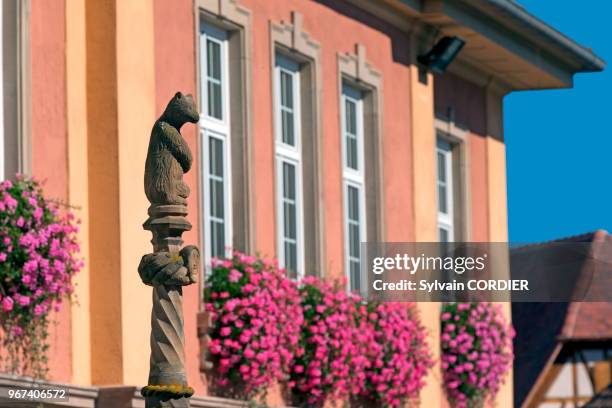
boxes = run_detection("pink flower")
[2,297,14,311]
[228,268,242,282]
[18,295,31,306]
[34,304,45,316]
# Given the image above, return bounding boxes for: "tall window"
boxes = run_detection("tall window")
[436,138,454,242]
[274,54,304,279]
[199,23,232,262]
[342,84,366,293]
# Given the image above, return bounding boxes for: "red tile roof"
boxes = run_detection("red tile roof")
[511,230,612,407]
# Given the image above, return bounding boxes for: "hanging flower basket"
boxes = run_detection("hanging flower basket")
[203,252,303,402]
[201,253,437,407]
[287,277,369,407]
[0,177,82,378]
[441,302,514,408]
[354,302,433,408]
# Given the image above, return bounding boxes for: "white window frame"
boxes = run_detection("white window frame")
[436,138,454,242]
[341,84,366,293]
[199,23,232,268]
[274,54,304,279]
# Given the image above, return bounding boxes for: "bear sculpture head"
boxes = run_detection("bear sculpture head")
[161,91,200,128]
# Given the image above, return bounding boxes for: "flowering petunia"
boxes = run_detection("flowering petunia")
[441,303,513,408]
[2,296,14,312]
[0,177,82,377]
[204,252,303,399]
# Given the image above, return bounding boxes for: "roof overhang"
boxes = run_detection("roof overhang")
[359,0,605,90]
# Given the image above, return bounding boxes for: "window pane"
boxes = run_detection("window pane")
[439,227,449,243]
[209,179,224,218]
[280,71,293,109]
[283,162,296,200]
[349,223,360,258]
[284,202,296,240]
[346,136,358,170]
[350,260,361,292]
[348,185,359,221]
[207,82,222,120]
[437,151,446,183]
[281,110,295,146]
[281,161,299,277]
[205,38,223,120]
[345,100,356,135]
[211,220,225,258]
[285,241,297,279]
[206,39,221,80]
[438,184,447,214]
[214,180,225,218]
[209,138,223,177]
[208,136,226,257]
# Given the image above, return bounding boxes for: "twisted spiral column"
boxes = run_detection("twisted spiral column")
[141,204,195,408]
[149,284,186,386]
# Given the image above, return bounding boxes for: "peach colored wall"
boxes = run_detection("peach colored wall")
[434,72,490,241]
[30,0,72,383]
[85,0,124,385]
[66,0,92,385]
[115,0,158,387]
[153,0,204,394]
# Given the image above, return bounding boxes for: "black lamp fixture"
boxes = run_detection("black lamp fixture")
[417,36,465,74]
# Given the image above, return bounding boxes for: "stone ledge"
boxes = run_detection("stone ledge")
[0,374,267,408]
[0,373,98,407]
[132,389,250,407]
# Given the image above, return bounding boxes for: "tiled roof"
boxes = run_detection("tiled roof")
[511,230,612,407]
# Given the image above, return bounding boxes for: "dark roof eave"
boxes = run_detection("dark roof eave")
[482,0,605,72]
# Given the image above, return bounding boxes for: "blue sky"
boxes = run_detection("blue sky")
[505,1,611,243]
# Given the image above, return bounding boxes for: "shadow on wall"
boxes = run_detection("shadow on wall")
[316,0,413,66]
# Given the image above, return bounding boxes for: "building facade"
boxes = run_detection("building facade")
[0,0,603,406]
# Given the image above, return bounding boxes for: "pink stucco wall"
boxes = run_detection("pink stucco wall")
[30,0,71,383]
[150,0,496,397]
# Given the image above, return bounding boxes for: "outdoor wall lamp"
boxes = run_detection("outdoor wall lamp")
[417,36,466,74]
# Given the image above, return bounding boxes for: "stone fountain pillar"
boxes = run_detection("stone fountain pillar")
[138,92,201,408]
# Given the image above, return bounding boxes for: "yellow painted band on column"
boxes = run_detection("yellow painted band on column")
[67,0,91,386]
[115,0,157,386]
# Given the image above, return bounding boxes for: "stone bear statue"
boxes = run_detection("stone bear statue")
[144,91,199,206]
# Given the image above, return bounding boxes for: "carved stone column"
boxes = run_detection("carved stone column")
[139,92,200,408]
